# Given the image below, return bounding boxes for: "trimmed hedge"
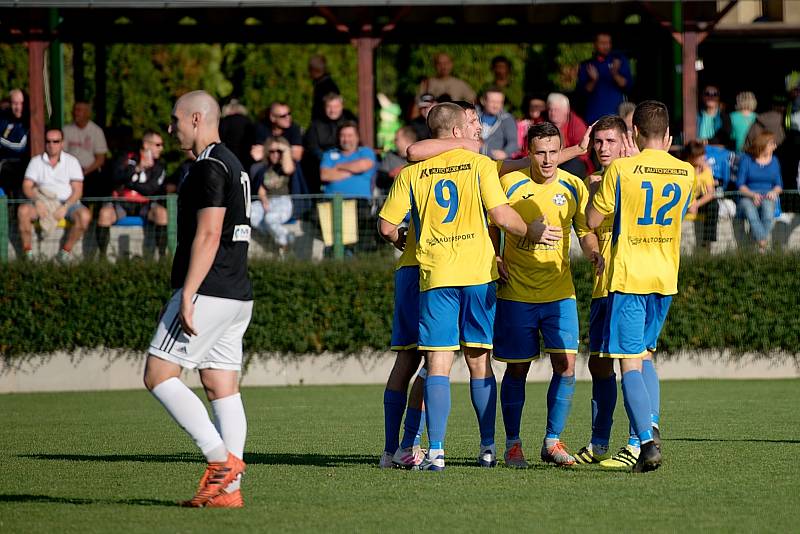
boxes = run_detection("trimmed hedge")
[1,254,798,359]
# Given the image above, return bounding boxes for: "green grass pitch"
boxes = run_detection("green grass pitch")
[2,379,798,532]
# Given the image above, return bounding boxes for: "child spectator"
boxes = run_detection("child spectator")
[682,140,719,250]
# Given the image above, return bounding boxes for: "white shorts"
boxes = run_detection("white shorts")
[148,290,254,371]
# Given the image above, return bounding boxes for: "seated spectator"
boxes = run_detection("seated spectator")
[303,93,357,193]
[0,89,29,198]
[409,94,436,141]
[618,101,636,132]
[547,92,593,176]
[377,126,416,195]
[249,136,295,255]
[219,98,256,171]
[96,131,168,258]
[738,132,783,252]
[697,85,732,148]
[255,101,303,162]
[17,128,92,261]
[682,140,719,250]
[730,92,757,153]
[515,95,546,158]
[478,87,518,159]
[413,52,476,117]
[577,32,633,123]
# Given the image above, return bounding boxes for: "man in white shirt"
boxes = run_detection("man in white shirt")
[18,128,92,261]
[63,101,109,198]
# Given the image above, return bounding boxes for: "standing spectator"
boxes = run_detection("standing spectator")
[697,85,732,148]
[682,140,719,250]
[309,55,340,121]
[485,56,518,115]
[0,89,28,198]
[63,101,109,199]
[478,87,518,160]
[547,93,593,176]
[219,99,256,171]
[618,101,636,132]
[730,92,758,153]
[250,136,295,256]
[409,94,436,141]
[17,128,92,261]
[96,131,169,258]
[377,126,416,195]
[320,121,375,199]
[738,132,782,252]
[414,52,476,117]
[303,93,357,193]
[577,33,633,124]
[255,102,304,162]
[515,95,546,158]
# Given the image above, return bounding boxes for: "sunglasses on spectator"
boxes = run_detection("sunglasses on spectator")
[268,149,284,154]
[273,112,291,119]
[46,139,62,144]
[704,91,719,97]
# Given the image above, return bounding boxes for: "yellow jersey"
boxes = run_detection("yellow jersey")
[497,167,591,303]
[379,148,508,291]
[684,166,715,222]
[592,149,696,295]
[586,172,614,299]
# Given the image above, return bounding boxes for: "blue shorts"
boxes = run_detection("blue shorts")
[390,266,419,351]
[601,292,673,359]
[493,298,579,362]
[418,283,495,351]
[588,297,608,356]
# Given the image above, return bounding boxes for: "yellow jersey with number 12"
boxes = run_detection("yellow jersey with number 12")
[379,148,508,291]
[592,148,696,296]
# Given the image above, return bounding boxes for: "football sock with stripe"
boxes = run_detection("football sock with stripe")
[591,373,617,447]
[400,408,425,449]
[628,422,641,449]
[642,359,661,427]
[424,375,451,451]
[500,374,526,444]
[545,373,575,440]
[470,376,497,447]
[383,389,407,454]
[151,377,228,463]
[211,393,247,492]
[621,370,654,443]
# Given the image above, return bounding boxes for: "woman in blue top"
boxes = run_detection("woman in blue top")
[737,132,782,252]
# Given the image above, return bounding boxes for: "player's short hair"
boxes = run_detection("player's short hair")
[527,121,562,149]
[633,100,669,140]
[746,131,775,158]
[592,115,627,139]
[427,102,467,138]
[337,120,359,138]
[452,100,476,111]
[681,140,706,161]
[323,92,343,105]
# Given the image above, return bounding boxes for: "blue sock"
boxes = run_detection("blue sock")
[424,375,451,451]
[383,389,407,454]
[590,374,617,447]
[545,373,576,440]
[470,377,497,447]
[400,408,424,449]
[642,359,661,427]
[628,422,641,448]
[621,370,653,443]
[500,374,526,442]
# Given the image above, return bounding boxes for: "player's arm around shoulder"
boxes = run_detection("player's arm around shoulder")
[378,166,413,246]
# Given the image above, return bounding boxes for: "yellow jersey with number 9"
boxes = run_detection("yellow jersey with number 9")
[379,148,508,291]
[592,148,696,295]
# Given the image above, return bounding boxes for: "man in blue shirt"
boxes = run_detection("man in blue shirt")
[577,33,633,124]
[320,121,376,199]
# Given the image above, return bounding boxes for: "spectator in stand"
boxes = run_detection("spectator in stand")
[730,92,757,154]
[17,128,92,261]
[745,96,786,150]
[738,132,783,253]
[697,85,732,148]
[547,92,593,176]
[309,55,340,121]
[515,95,546,158]
[63,101,109,199]
[414,52,476,117]
[577,33,633,124]
[250,136,295,256]
[618,101,636,132]
[303,93,357,193]
[682,140,719,250]
[255,102,304,162]
[410,94,436,141]
[96,130,168,258]
[377,125,416,195]
[485,56,518,115]
[219,98,256,171]
[478,87,518,160]
[0,89,29,198]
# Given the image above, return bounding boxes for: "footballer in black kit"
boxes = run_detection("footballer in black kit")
[171,142,253,302]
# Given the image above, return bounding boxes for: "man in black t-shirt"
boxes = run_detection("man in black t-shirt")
[143,90,252,509]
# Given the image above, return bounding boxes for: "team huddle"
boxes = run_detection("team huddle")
[378,100,694,473]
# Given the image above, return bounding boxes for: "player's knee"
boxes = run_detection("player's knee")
[504,361,530,380]
[588,354,614,378]
[551,353,575,376]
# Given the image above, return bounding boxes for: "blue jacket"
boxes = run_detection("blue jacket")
[0,112,28,160]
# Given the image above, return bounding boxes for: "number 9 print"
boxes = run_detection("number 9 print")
[435,179,459,223]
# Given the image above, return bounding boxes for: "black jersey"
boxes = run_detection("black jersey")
[171,142,253,301]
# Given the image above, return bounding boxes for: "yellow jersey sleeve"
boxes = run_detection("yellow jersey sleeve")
[593,160,619,217]
[570,176,591,239]
[478,156,508,211]
[585,173,614,299]
[379,167,412,225]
